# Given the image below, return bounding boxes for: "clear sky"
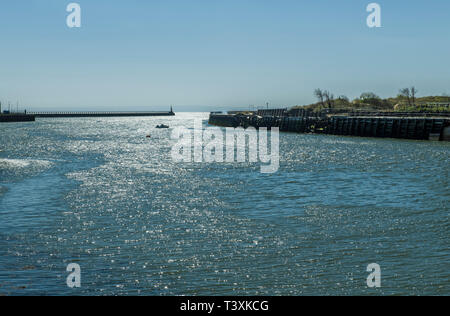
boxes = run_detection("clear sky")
[1,0,449,111]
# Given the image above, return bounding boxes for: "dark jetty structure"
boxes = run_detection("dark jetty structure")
[209,109,450,141]
[0,114,36,123]
[1,107,175,123]
[29,109,175,118]
[1,110,175,123]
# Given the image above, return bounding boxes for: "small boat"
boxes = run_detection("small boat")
[156,124,169,129]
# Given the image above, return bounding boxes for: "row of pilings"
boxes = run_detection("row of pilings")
[328,116,448,140]
[208,113,450,141]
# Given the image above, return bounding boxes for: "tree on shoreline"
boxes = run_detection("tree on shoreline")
[399,87,418,106]
[314,89,334,108]
[355,92,391,109]
[323,90,335,108]
[314,89,325,108]
[399,88,412,106]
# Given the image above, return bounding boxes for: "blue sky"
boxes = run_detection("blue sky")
[1,0,449,111]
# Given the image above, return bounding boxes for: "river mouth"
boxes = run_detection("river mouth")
[0,113,449,296]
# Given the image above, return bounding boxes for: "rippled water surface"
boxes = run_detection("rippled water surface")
[0,113,448,295]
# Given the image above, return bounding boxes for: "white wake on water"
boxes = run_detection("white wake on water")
[0,158,53,170]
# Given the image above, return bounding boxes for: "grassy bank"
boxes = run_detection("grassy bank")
[293,91,450,113]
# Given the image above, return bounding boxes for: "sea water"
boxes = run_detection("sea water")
[0,113,448,295]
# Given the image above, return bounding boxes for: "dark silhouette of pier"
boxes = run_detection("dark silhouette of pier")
[209,110,450,141]
[28,110,175,118]
[0,113,35,123]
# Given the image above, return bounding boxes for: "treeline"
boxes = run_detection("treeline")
[296,87,450,112]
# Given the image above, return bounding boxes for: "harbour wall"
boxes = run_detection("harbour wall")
[327,116,447,140]
[209,113,450,141]
[29,111,175,118]
[0,114,36,123]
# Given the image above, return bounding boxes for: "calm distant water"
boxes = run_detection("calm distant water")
[0,112,448,296]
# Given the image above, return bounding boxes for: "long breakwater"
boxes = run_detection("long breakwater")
[209,112,450,141]
[0,111,175,123]
[29,111,175,118]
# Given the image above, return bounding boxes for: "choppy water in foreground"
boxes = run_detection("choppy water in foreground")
[0,112,448,296]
